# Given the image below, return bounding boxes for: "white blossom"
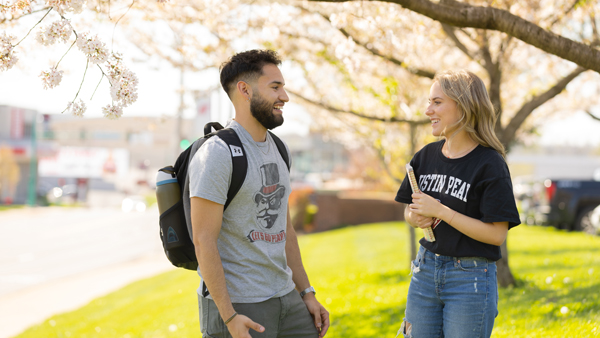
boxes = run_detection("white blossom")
[0,32,18,71]
[102,103,123,120]
[39,68,64,89]
[334,36,356,60]
[106,53,139,107]
[2,0,32,14]
[76,31,109,64]
[48,0,86,15]
[109,68,138,107]
[36,19,73,46]
[67,100,86,117]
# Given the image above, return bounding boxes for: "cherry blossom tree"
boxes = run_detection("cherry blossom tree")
[259,0,600,286]
[122,0,600,286]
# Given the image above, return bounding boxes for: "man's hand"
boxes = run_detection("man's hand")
[302,293,330,337]
[226,314,265,338]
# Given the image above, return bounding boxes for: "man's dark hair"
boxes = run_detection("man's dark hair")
[220,49,282,98]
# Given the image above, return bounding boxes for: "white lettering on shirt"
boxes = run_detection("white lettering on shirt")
[445,176,455,194]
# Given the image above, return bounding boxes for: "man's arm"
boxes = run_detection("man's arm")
[284,205,330,337]
[191,197,264,338]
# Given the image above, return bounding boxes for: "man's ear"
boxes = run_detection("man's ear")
[236,81,252,102]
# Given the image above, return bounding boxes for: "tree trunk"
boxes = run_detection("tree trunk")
[409,224,417,262]
[497,241,515,287]
[408,124,418,264]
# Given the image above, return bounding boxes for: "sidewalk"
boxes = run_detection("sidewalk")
[0,205,176,338]
[0,253,174,338]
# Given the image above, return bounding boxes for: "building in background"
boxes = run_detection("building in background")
[36,114,198,206]
[0,105,54,205]
[508,145,600,181]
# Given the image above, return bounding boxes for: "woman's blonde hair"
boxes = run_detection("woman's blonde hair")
[434,69,506,158]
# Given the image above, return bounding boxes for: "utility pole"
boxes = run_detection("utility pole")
[408,123,417,262]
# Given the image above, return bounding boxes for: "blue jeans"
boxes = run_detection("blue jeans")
[399,246,498,338]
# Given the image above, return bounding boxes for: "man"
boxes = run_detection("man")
[189,49,329,338]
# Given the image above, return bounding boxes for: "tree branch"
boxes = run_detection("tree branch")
[441,23,477,62]
[0,6,52,24]
[545,0,582,29]
[14,8,52,47]
[308,0,600,73]
[288,89,430,125]
[586,110,600,122]
[297,5,435,78]
[499,67,587,146]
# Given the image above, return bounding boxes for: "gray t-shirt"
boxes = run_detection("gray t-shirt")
[188,120,295,303]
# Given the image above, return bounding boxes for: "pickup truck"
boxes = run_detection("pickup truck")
[538,179,600,235]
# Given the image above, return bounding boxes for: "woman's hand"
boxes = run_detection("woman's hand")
[405,199,434,229]
[409,192,444,220]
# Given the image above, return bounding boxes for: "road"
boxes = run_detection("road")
[0,206,175,338]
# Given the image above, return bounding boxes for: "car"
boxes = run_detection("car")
[586,204,600,236]
[539,179,600,235]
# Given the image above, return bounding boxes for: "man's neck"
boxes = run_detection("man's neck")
[233,115,268,142]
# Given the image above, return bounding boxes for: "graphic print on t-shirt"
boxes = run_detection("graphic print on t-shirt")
[253,163,286,230]
[418,174,471,203]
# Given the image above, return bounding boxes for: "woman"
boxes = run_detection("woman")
[395,70,520,338]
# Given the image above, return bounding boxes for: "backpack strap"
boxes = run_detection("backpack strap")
[269,131,291,171]
[214,129,248,210]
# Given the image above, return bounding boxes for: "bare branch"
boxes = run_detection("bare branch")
[0,6,52,24]
[61,59,89,113]
[586,110,600,122]
[499,67,587,145]
[129,35,213,72]
[296,5,435,78]
[14,8,52,47]
[288,89,430,125]
[111,0,136,51]
[55,39,76,69]
[545,0,582,29]
[90,72,105,100]
[373,143,402,184]
[441,23,477,62]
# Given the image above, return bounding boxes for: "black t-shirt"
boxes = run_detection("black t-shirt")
[395,140,520,261]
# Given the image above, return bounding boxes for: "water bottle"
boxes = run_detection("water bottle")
[156,167,181,215]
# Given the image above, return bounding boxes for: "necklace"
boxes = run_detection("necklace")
[444,142,478,159]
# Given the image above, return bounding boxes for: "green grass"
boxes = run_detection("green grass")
[14,223,600,338]
[0,204,24,212]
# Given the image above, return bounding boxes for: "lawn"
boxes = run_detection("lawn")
[14,223,600,338]
[0,205,24,212]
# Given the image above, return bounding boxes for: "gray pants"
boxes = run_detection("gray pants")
[198,290,319,338]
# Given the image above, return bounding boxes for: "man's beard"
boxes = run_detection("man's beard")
[250,93,284,130]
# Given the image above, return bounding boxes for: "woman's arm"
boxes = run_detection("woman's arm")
[409,193,508,246]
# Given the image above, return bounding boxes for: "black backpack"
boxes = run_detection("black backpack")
[157,122,290,271]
